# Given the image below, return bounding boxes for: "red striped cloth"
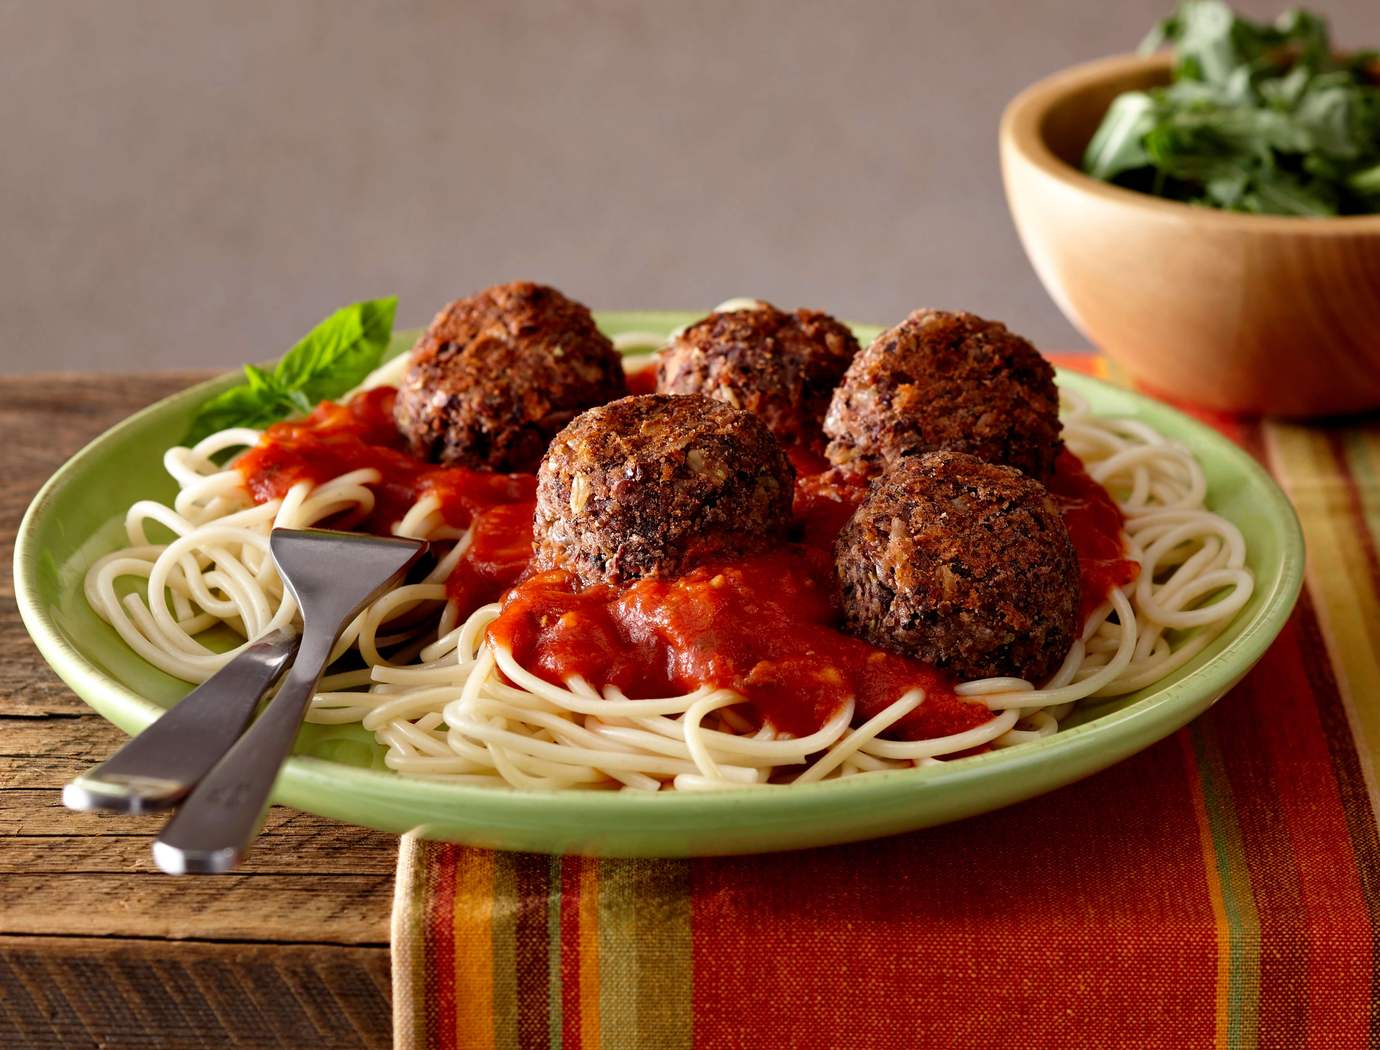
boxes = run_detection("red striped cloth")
[392,356,1380,1049]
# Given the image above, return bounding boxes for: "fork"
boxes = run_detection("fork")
[151,528,426,874]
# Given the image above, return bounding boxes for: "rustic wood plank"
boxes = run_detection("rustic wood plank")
[0,872,391,943]
[0,605,93,717]
[0,373,400,1043]
[0,787,376,840]
[0,827,397,877]
[0,716,127,766]
[0,935,389,1049]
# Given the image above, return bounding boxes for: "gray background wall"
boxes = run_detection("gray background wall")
[3,1,1375,373]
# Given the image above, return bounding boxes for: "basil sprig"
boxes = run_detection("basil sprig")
[186,297,398,443]
[1084,2,1380,216]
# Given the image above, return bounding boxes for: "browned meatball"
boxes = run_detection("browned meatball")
[533,394,794,585]
[834,451,1079,684]
[655,303,859,451]
[823,309,1062,480]
[393,282,627,472]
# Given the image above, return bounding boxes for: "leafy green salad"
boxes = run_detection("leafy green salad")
[1083,1,1380,215]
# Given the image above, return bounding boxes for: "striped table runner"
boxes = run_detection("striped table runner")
[392,356,1380,1050]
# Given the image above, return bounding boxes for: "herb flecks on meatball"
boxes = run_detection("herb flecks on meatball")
[656,303,858,452]
[824,309,1062,480]
[393,282,627,472]
[533,393,795,585]
[834,450,1079,684]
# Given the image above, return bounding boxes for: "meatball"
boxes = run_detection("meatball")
[393,282,627,472]
[533,394,794,585]
[834,451,1079,684]
[823,309,1062,480]
[655,302,859,450]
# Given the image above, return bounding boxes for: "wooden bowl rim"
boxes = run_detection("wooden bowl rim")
[999,51,1380,233]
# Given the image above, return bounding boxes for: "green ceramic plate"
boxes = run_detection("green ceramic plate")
[16,312,1304,857]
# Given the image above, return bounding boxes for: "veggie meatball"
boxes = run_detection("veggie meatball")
[834,450,1079,684]
[533,394,794,585]
[655,302,859,450]
[823,309,1062,480]
[394,282,627,472]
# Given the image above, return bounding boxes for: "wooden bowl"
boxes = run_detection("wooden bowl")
[1000,53,1380,417]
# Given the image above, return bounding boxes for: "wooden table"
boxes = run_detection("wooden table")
[0,375,395,1048]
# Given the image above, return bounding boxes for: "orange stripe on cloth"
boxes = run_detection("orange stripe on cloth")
[578,859,602,1050]
[453,846,498,1050]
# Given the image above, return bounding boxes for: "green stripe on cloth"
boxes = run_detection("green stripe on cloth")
[1188,718,1261,1048]
[492,852,520,1050]
[597,860,692,1050]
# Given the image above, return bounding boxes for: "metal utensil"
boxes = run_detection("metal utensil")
[153,528,427,875]
[62,628,301,814]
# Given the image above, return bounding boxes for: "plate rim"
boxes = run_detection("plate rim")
[15,312,1305,837]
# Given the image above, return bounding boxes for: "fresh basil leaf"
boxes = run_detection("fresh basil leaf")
[184,296,398,445]
[186,385,285,444]
[273,297,397,403]
[242,362,279,396]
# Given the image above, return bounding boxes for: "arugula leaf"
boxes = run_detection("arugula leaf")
[1084,92,1157,179]
[185,297,397,444]
[1349,162,1380,196]
[1085,2,1380,216]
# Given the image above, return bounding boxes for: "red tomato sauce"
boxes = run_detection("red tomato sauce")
[235,387,1136,742]
[235,386,536,607]
[1047,450,1141,618]
[624,366,659,397]
[487,549,984,740]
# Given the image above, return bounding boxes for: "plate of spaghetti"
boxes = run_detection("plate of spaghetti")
[16,285,1304,856]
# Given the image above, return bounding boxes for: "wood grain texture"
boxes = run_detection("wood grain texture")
[0,936,389,1049]
[0,374,394,1048]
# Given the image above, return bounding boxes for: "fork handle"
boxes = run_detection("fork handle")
[62,628,299,814]
[152,631,334,874]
